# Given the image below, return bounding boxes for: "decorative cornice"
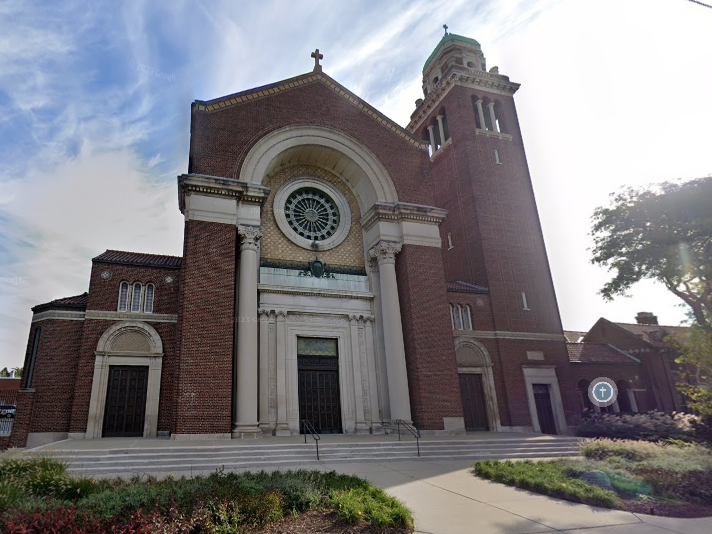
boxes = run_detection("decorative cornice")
[178,174,270,214]
[32,310,86,323]
[287,313,349,324]
[197,73,428,150]
[459,330,567,342]
[360,202,448,232]
[368,240,402,266]
[408,69,520,133]
[85,310,178,323]
[238,224,263,251]
[258,284,373,300]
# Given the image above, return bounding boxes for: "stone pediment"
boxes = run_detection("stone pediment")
[194,72,428,150]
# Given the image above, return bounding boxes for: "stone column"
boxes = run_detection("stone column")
[475,99,486,130]
[368,241,412,423]
[258,309,271,435]
[368,256,391,424]
[427,125,436,152]
[350,315,368,433]
[234,225,263,438]
[436,114,447,144]
[363,316,382,433]
[275,310,290,436]
[487,102,499,133]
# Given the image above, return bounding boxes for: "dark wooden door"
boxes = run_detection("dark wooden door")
[532,384,557,435]
[298,355,342,434]
[459,374,489,430]
[103,366,148,437]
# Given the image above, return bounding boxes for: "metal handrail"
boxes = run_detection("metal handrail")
[301,419,321,460]
[394,419,420,457]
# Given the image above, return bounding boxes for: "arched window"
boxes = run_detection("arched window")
[454,305,464,330]
[577,379,593,411]
[118,282,130,312]
[463,305,472,330]
[617,380,632,412]
[131,282,142,312]
[144,284,155,314]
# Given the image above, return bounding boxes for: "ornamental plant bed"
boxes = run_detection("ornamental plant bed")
[473,439,712,518]
[0,456,413,533]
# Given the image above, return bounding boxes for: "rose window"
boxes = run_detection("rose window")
[284,187,340,241]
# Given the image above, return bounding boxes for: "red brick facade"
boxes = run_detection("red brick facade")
[10,34,682,447]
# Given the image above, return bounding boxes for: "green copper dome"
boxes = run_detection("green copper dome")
[423,33,481,74]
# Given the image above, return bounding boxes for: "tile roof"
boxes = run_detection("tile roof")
[32,292,89,312]
[93,250,182,269]
[613,322,690,346]
[567,342,640,365]
[446,280,489,293]
[564,331,587,343]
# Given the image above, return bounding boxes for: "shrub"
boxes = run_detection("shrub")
[330,486,413,528]
[474,460,619,508]
[577,411,697,441]
[581,439,660,462]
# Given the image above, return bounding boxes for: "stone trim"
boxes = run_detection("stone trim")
[408,70,521,133]
[360,202,449,232]
[257,284,373,300]
[521,365,568,435]
[85,310,177,323]
[178,173,270,215]
[32,310,85,323]
[459,330,567,342]
[475,129,513,141]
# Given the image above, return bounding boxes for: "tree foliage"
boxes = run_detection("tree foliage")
[591,176,712,329]
[675,326,712,416]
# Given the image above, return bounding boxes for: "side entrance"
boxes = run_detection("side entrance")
[102,365,148,437]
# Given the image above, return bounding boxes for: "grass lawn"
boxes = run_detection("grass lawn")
[0,455,413,533]
[474,439,712,518]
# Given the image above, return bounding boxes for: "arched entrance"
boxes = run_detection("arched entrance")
[455,339,500,431]
[86,321,164,439]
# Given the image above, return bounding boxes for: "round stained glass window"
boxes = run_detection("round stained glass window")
[284,187,340,242]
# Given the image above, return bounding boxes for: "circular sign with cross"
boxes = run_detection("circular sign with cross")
[588,377,618,408]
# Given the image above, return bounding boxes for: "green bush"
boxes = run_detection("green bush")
[581,439,660,462]
[331,486,413,528]
[577,411,697,441]
[474,460,619,508]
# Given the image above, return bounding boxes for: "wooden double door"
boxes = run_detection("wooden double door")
[103,365,148,437]
[298,355,342,434]
[459,373,489,431]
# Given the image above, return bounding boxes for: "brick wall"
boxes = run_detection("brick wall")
[173,220,236,435]
[8,390,35,448]
[395,244,463,429]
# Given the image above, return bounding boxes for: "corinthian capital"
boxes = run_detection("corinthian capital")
[368,240,402,266]
[238,225,263,251]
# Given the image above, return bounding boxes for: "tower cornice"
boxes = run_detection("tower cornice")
[407,69,520,133]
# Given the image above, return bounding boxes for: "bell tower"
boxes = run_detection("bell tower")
[408,30,576,433]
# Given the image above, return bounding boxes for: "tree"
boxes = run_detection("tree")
[0,367,22,377]
[591,176,712,330]
[675,326,712,415]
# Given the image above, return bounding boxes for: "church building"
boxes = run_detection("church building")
[10,32,680,449]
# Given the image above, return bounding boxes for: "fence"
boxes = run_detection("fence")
[0,389,18,435]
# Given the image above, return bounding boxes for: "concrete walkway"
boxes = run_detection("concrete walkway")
[325,459,711,534]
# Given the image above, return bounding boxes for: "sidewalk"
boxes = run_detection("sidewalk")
[319,459,711,534]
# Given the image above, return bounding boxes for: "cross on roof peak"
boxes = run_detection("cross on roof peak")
[311,49,323,72]
[443,24,448,35]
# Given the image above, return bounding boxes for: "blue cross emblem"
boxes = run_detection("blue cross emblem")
[593,383,612,402]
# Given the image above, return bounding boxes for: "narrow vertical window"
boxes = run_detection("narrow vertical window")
[494,149,501,164]
[144,284,155,314]
[131,283,143,312]
[450,304,455,330]
[463,305,472,330]
[447,233,454,250]
[26,327,41,388]
[522,292,530,311]
[455,305,464,330]
[118,282,129,312]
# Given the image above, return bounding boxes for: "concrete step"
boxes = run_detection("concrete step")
[53,437,582,475]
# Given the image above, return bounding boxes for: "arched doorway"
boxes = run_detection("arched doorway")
[86,321,164,439]
[455,339,500,431]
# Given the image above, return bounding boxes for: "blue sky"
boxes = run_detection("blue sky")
[1,0,711,369]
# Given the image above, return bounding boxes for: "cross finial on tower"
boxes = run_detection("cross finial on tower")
[311,49,324,72]
[443,24,448,34]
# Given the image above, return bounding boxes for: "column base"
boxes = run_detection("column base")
[354,422,371,435]
[275,423,291,437]
[232,425,263,439]
[370,422,385,435]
